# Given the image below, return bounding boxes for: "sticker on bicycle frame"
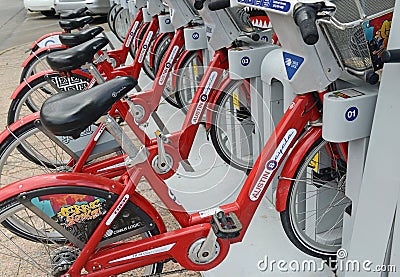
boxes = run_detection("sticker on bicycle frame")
[138,31,154,63]
[345,107,358,122]
[159,45,180,85]
[50,75,89,92]
[31,194,107,227]
[309,152,319,172]
[333,89,364,99]
[191,71,218,124]
[125,21,140,47]
[109,243,176,263]
[250,128,297,201]
[283,52,304,80]
[199,207,220,218]
[106,194,130,226]
[238,0,291,13]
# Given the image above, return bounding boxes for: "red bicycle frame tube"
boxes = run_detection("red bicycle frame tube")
[177,49,229,160]
[107,9,144,67]
[131,27,185,123]
[130,16,159,79]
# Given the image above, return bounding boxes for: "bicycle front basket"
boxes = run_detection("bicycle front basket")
[320,0,394,75]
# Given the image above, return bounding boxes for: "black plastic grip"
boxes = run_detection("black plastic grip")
[293,4,319,45]
[194,0,206,10]
[382,50,400,63]
[208,0,231,11]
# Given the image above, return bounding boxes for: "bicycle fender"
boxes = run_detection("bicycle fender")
[150,32,171,68]
[22,45,66,68]
[172,49,204,95]
[12,69,92,99]
[0,173,166,233]
[204,76,233,129]
[0,112,40,142]
[30,31,64,51]
[275,127,322,212]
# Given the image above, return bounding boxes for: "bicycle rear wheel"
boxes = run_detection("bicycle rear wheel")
[280,138,349,260]
[20,48,64,83]
[175,50,204,112]
[0,185,163,276]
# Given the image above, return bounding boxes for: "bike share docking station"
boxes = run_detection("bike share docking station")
[119,0,396,275]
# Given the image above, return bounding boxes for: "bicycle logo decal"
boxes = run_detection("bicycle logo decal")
[159,45,180,85]
[125,21,140,47]
[192,32,200,40]
[138,31,154,63]
[261,36,269,42]
[192,71,218,124]
[165,18,171,24]
[266,160,277,170]
[250,128,297,201]
[345,106,358,121]
[44,39,55,46]
[241,56,251,66]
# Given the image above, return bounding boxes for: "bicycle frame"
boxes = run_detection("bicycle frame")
[1,88,324,276]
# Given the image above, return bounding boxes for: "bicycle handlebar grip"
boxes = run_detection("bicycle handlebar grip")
[293,4,319,45]
[382,50,400,63]
[208,0,231,11]
[194,0,206,10]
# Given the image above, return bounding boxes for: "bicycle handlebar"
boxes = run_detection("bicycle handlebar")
[382,50,400,63]
[208,0,231,11]
[293,4,319,45]
[194,0,206,10]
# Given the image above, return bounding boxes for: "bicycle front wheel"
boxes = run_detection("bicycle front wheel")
[280,138,349,260]
[113,7,132,43]
[0,184,163,276]
[210,79,257,171]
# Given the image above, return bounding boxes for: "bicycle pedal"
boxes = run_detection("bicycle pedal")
[211,211,242,239]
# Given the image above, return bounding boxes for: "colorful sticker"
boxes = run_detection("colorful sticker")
[333,89,364,99]
[309,152,319,172]
[32,194,106,227]
[283,52,304,80]
[238,0,291,13]
[363,12,393,70]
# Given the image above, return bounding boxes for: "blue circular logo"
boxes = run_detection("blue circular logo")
[261,36,269,42]
[345,107,358,121]
[165,18,171,24]
[166,62,171,68]
[44,39,55,46]
[192,32,200,40]
[143,45,147,49]
[241,56,250,66]
[266,160,277,170]
[200,94,208,101]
